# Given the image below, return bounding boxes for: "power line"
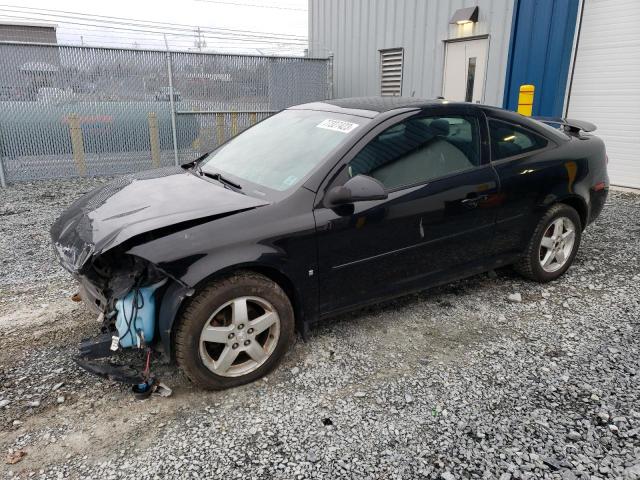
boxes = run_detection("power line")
[0,4,307,40]
[0,12,307,44]
[0,29,266,48]
[0,13,307,46]
[192,0,306,12]
[0,3,308,55]
[0,24,307,56]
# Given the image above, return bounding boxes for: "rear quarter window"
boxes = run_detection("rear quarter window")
[488,119,548,161]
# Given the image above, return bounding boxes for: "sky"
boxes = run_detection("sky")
[0,0,308,55]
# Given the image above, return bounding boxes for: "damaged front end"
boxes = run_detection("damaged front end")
[68,248,170,385]
[47,169,197,387]
[50,168,270,388]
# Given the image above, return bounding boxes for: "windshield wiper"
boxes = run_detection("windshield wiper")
[202,171,242,190]
[192,162,203,175]
[187,160,242,190]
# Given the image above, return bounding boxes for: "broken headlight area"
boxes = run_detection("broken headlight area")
[54,241,95,275]
[72,251,170,386]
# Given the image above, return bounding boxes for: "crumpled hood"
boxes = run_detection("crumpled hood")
[51,167,269,272]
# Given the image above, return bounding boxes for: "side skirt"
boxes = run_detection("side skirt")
[315,253,521,322]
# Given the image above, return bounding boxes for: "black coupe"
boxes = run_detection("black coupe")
[51,97,609,389]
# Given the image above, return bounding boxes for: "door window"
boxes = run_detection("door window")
[348,115,480,190]
[465,57,477,102]
[488,119,548,160]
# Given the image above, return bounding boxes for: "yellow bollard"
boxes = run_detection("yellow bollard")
[231,111,238,137]
[148,112,161,168]
[216,113,225,146]
[68,114,87,176]
[517,84,535,116]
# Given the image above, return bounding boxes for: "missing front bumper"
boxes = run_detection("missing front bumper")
[74,357,146,385]
[74,333,146,385]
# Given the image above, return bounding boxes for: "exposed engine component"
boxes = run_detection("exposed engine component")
[114,280,166,349]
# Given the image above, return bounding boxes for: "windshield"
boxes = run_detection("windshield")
[201,109,367,192]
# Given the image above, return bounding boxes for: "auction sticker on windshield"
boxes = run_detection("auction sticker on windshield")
[316,119,359,134]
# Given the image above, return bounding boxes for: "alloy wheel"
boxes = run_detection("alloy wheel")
[198,296,280,377]
[538,216,576,273]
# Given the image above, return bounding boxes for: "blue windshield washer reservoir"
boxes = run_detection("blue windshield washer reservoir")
[115,280,166,348]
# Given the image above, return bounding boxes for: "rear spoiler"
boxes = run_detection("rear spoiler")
[533,117,597,133]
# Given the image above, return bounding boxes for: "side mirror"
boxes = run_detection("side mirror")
[324,174,387,208]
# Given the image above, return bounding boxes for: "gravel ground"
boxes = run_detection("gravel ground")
[0,178,639,479]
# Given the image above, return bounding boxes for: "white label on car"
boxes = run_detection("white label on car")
[282,175,298,187]
[316,119,359,133]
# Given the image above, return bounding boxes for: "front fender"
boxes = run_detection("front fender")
[157,280,193,360]
[155,256,312,360]
[125,191,318,357]
[145,244,309,359]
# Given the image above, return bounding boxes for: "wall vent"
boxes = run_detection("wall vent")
[380,48,403,96]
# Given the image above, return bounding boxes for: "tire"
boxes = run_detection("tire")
[175,271,294,390]
[513,204,582,282]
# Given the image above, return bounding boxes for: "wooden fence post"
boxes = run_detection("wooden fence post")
[230,111,238,137]
[216,113,225,146]
[68,114,87,176]
[148,112,161,168]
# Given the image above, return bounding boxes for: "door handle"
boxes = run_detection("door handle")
[461,194,488,206]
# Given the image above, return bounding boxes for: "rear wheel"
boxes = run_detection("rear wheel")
[514,204,582,282]
[175,272,294,390]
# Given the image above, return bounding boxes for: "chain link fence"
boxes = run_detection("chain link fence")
[0,42,332,186]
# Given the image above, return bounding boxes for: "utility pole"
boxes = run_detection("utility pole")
[194,27,207,51]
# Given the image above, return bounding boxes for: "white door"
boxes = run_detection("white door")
[566,0,640,188]
[443,39,488,103]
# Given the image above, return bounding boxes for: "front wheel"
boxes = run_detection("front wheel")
[514,204,582,282]
[175,272,294,390]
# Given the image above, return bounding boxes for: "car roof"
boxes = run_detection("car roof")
[287,97,568,141]
[288,97,535,120]
[288,96,448,118]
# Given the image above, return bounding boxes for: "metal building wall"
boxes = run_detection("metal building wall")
[503,0,580,117]
[308,0,515,106]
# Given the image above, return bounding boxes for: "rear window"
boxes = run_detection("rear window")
[488,119,548,161]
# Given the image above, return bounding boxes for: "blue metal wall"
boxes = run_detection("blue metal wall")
[503,0,580,117]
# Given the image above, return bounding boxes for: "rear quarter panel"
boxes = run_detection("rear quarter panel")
[491,133,606,255]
